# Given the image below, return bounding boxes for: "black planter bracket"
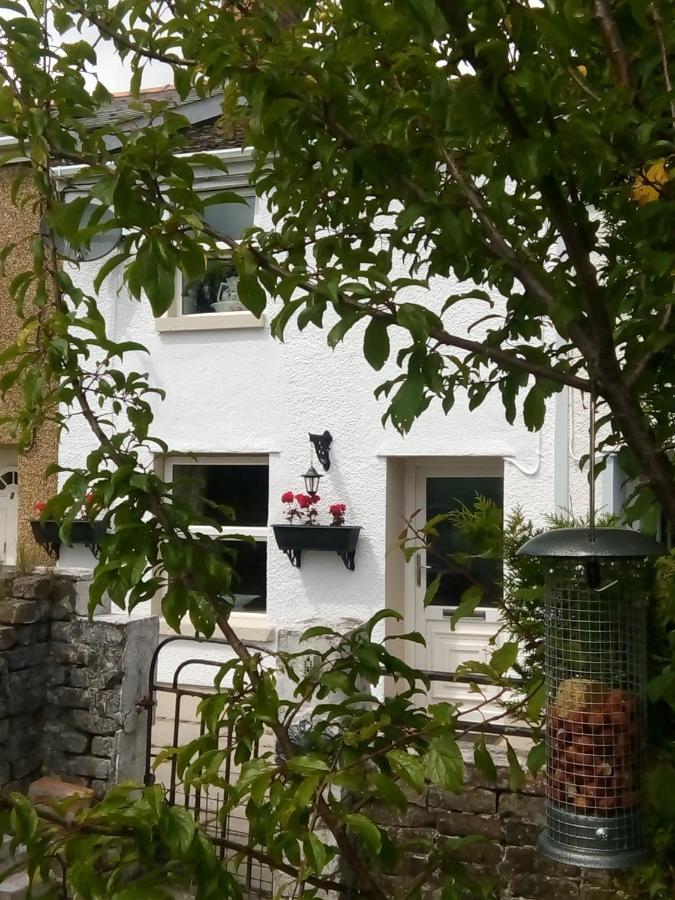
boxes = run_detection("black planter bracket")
[338,551,356,571]
[283,548,303,569]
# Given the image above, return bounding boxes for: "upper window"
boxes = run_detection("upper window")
[156,192,263,332]
[165,455,269,613]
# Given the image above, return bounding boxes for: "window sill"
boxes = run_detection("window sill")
[159,612,276,643]
[155,312,265,333]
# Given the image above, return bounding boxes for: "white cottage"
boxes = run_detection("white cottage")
[55,89,624,695]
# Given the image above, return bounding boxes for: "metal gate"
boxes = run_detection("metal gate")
[143,635,273,898]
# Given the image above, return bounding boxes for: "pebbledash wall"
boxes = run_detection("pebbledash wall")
[56,148,620,684]
[0,571,157,794]
[0,164,59,567]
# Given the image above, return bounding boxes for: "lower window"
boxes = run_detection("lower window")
[165,455,269,614]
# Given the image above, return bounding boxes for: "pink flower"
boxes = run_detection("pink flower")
[281,491,295,503]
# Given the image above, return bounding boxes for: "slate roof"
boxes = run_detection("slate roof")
[82,85,245,151]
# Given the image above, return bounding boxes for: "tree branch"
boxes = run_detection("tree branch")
[594,0,633,89]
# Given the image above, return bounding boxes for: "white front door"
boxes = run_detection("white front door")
[406,462,504,718]
[0,468,19,566]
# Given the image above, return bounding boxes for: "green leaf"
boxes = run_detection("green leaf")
[506,742,525,792]
[490,641,518,676]
[648,764,675,817]
[363,318,390,371]
[345,813,382,855]
[237,272,266,317]
[285,754,330,776]
[423,736,464,792]
[473,735,497,783]
[450,585,483,629]
[387,750,426,793]
[303,832,327,873]
[523,384,546,431]
[526,742,545,776]
[161,805,195,854]
[423,573,442,607]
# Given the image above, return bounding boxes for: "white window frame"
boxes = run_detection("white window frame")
[156,181,265,333]
[159,454,273,639]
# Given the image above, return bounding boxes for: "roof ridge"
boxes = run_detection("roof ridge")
[111,83,176,98]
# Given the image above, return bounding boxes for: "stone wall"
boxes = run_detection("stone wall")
[369,763,637,900]
[0,572,158,794]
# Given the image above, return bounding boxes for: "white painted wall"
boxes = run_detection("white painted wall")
[57,160,604,683]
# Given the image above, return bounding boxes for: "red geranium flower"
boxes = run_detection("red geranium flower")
[281,491,295,503]
[329,503,346,516]
[33,500,47,513]
[295,493,312,509]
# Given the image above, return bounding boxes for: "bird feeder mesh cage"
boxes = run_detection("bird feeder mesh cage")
[518,528,662,870]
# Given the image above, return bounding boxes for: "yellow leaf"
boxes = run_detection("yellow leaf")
[576,65,587,77]
[631,158,669,205]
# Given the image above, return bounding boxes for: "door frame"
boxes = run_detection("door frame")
[402,457,504,671]
[0,466,19,567]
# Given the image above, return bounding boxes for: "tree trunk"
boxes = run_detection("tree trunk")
[597,370,675,535]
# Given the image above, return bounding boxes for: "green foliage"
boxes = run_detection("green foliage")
[0,0,674,895]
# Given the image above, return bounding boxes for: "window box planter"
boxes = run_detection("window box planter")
[272,524,361,571]
[30,519,108,561]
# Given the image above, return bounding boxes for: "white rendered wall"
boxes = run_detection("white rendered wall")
[58,171,602,683]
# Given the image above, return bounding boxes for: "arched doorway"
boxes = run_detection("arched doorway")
[0,468,19,566]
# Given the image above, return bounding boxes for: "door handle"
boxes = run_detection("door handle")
[415,554,432,587]
[443,608,486,621]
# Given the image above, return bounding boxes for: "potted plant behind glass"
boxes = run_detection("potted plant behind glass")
[272,492,361,570]
[31,494,108,560]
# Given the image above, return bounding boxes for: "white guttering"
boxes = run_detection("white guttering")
[50,145,255,181]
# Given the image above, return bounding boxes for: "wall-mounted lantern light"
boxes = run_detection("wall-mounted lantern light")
[302,464,322,497]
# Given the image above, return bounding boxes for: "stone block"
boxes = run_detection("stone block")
[65,756,110,780]
[436,811,503,841]
[368,802,435,828]
[10,575,53,601]
[49,642,91,666]
[81,621,125,646]
[454,839,503,866]
[46,725,89,754]
[498,792,546,825]
[71,710,118,735]
[11,751,43,781]
[0,600,49,625]
[67,668,90,689]
[28,776,95,812]
[579,885,632,900]
[502,845,580,879]
[5,643,49,671]
[47,686,91,709]
[96,689,122,716]
[428,786,496,815]
[50,597,76,621]
[91,736,115,757]
[508,874,579,899]
[0,626,16,650]
[503,819,541,846]
[15,622,50,645]
[50,622,72,643]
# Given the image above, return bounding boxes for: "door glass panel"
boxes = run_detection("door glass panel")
[425,476,503,607]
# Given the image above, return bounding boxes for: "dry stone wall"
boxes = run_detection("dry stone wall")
[0,571,157,795]
[369,764,639,900]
